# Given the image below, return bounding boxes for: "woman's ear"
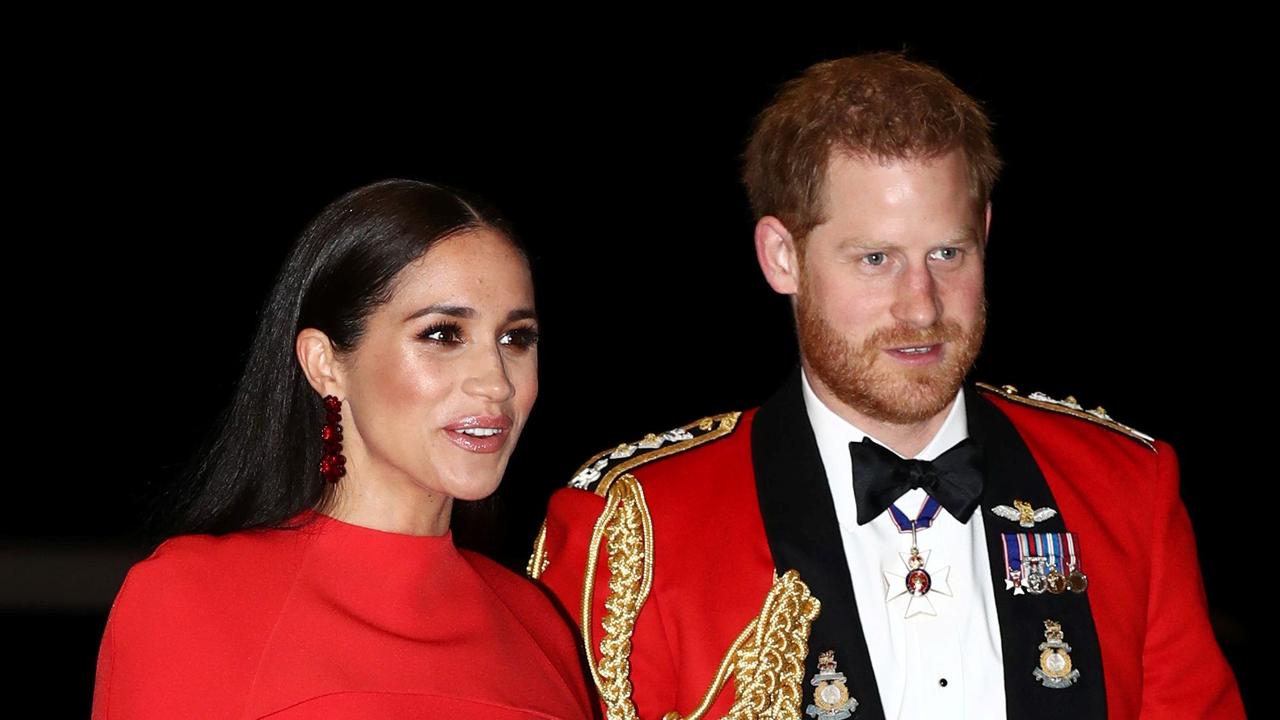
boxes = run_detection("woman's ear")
[296,328,344,398]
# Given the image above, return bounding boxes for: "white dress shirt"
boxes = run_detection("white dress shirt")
[801,370,1007,720]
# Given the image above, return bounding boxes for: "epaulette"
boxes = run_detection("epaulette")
[567,411,742,496]
[976,382,1156,451]
[542,407,817,719]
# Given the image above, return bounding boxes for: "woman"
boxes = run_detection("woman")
[92,180,594,719]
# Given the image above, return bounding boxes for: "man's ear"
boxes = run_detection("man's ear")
[755,215,801,295]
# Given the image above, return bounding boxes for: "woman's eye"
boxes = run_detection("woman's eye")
[418,323,463,344]
[500,327,540,349]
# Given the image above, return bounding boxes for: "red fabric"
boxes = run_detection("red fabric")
[539,410,770,719]
[538,400,1245,719]
[93,512,593,720]
[985,395,1245,720]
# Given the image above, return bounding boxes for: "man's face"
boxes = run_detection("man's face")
[794,150,988,425]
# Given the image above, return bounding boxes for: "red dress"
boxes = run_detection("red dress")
[92,511,594,719]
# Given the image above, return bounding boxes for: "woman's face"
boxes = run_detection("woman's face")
[335,228,538,502]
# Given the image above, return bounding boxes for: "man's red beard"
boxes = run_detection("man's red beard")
[796,286,986,425]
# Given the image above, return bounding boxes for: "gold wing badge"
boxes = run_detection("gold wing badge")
[992,499,1058,528]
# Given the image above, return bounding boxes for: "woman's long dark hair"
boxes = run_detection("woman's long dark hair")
[159,179,515,538]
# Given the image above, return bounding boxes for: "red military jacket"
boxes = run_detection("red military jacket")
[532,372,1244,719]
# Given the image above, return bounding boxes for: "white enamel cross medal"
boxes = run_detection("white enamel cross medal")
[884,522,952,617]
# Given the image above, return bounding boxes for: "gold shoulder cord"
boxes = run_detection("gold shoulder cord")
[535,410,821,720]
[581,473,654,720]
[527,521,549,579]
[664,570,820,720]
[578,474,820,720]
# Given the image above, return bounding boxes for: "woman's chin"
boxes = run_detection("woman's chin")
[434,475,504,503]
[449,487,500,503]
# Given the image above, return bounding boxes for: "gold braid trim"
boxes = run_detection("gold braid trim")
[567,467,818,720]
[580,473,654,720]
[664,570,820,720]
[976,382,1156,450]
[526,520,550,579]
[567,411,742,496]
[596,413,740,497]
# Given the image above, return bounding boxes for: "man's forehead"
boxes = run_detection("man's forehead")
[824,147,968,178]
[817,149,984,216]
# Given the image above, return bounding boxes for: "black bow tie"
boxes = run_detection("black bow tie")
[849,437,985,526]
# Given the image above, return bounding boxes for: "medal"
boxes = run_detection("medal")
[884,527,952,618]
[1042,532,1067,594]
[806,650,858,719]
[1064,533,1088,593]
[1003,532,1088,595]
[1025,556,1048,595]
[1033,619,1081,689]
[1046,565,1067,594]
[883,498,952,617]
[1067,565,1089,593]
[1005,568,1026,596]
[905,546,932,595]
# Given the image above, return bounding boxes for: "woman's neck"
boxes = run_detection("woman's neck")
[322,473,453,536]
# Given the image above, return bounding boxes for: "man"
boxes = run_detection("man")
[530,53,1243,719]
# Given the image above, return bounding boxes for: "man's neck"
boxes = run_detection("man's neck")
[803,370,959,458]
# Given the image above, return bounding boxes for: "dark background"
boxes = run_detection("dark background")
[7,33,1262,716]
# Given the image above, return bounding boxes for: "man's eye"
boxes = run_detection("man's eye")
[863,252,887,266]
[932,247,960,261]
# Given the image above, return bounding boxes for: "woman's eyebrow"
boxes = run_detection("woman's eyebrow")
[404,304,474,322]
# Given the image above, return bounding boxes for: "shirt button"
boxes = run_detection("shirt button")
[939,678,949,687]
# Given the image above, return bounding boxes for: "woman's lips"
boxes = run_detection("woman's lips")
[443,415,512,454]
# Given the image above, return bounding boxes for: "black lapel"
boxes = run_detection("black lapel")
[966,385,1108,718]
[752,368,885,720]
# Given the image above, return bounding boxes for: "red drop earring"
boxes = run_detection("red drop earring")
[319,395,347,483]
